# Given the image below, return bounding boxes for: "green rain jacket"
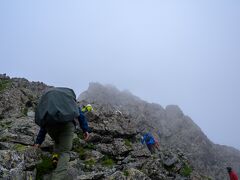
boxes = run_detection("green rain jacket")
[35,87,80,127]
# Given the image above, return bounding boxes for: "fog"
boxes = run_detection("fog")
[0,0,240,150]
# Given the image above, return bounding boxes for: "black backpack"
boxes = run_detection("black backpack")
[35,87,80,127]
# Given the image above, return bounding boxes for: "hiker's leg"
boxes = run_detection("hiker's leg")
[155,142,160,150]
[154,142,159,152]
[153,144,157,153]
[46,124,61,168]
[147,144,153,154]
[46,125,60,152]
[51,122,75,180]
[150,144,156,154]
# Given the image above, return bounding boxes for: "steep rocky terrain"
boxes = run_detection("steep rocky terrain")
[0,75,204,179]
[1,75,239,180]
[79,82,240,179]
[0,74,50,119]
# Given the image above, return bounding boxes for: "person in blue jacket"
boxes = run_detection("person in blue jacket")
[34,104,92,180]
[141,132,157,154]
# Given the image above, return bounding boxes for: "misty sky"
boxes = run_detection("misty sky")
[0,1,240,150]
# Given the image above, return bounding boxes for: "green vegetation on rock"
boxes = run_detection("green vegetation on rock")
[123,170,129,176]
[0,79,11,92]
[73,136,95,159]
[180,164,192,177]
[14,144,27,152]
[84,159,96,168]
[73,145,86,160]
[124,139,132,148]
[85,143,95,150]
[77,131,84,139]
[101,155,115,167]
[0,121,12,129]
[21,107,28,116]
[36,156,55,180]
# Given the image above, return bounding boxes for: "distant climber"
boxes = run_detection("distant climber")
[227,167,239,180]
[141,132,157,154]
[34,87,92,180]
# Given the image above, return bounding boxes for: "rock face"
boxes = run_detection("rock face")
[0,76,239,180]
[0,74,49,119]
[0,75,204,180]
[79,82,240,179]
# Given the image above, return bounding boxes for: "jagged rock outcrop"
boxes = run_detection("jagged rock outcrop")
[0,74,49,119]
[0,112,199,180]
[79,82,240,179]
[0,75,203,180]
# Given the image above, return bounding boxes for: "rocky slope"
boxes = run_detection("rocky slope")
[79,82,240,179]
[0,74,49,119]
[0,75,205,179]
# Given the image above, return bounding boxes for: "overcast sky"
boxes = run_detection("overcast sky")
[0,0,240,150]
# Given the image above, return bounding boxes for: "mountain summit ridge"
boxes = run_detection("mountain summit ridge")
[79,82,240,179]
[0,75,239,179]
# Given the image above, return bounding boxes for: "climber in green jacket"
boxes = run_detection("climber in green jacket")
[33,87,92,180]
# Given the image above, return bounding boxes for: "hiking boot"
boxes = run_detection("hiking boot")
[52,153,59,168]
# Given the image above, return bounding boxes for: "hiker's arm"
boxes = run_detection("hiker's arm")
[78,112,90,141]
[78,112,89,133]
[83,131,90,141]
[35,127,47,146]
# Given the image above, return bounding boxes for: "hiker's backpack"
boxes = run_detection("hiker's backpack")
[35,87,80,127]
[145,134,151,142]
[145,133,155,144]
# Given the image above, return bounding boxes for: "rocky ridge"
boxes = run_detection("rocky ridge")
[0,75,204,179]
[79,82,240,179]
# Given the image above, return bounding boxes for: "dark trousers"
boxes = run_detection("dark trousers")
[147,144,156,154]
[46,122,75,180]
